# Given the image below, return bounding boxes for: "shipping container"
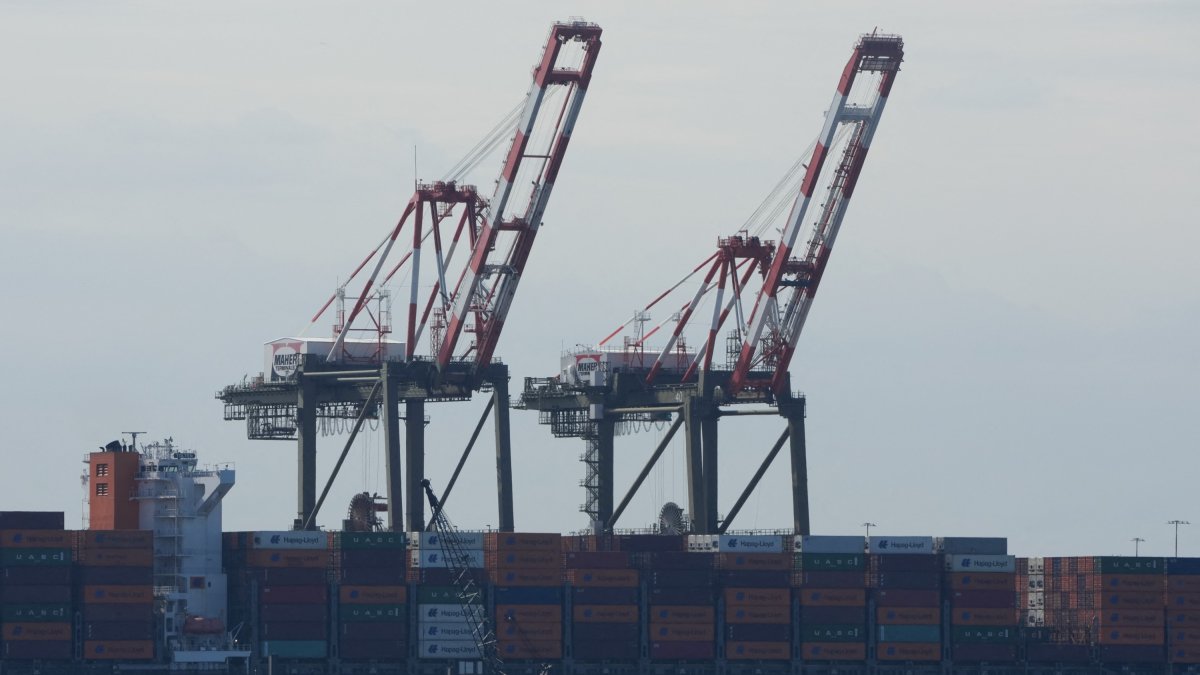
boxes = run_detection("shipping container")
[564,551,631,568]
[78,530,154,549]
[801,642,866,660]
[950,608,1016,625]
[336,531,407,550]
[410,530,486,550]
[872,554,942,572]
[800,553,864,571]
[340,621,405,640]
[245,549,327,568]
[876,642,940,661]
[84,640,155,660]
[725,623,790,641]
[572,586,638,605]
[877,606,940,625]
[950,589,1015,608]
[487,568,560,586]
[571,639,639,660]
[260,621,331,641]
[1,605,70,622]
[944,554,1016,572]
[341,566,405,585]
[869,537,934,555]
[651,605,714,623]
[1,565,72,585]
[340,638,407,660]
[875,571,941,590]
[649,641,714,660]
[1098,644,1165,662]
[493,586,562,604]
[410,549,485,568]
[0,529,73,548]
[260,640,328,659]
[878,624,941,643]
[1,621,71,641]
[951,626,1015,643]
[796,570,867,587]
[263,604,327,623]
[1098,627,1165,645]
[874,589,940,607]
[797,535,864,554]
[650,623,714,641]
[84,620,155,641]
[340,548,406,568]
[725,604,789,624]
[725,641,790,660]
[945,572,1015,590]
[0,584,71,604]
[798,588,866,606]
[260,584,326,604]
[1026,642,1091,662]
[0,548,70,566]
[800,625,865,642]
[83,603,153,622]
[2,640,72,660]
[418,641,482,658]
[1096,557,1163,575]
[566,568,638,587]
[486,549,560,568]
[573,605,638,622]
[339,585,407,604]
[801,606,866,624]
[83,584,153,604]
[724,587,789,606]
[643,552,714,570]
[0,512,64,530]
[486,532,561,551]
[343,604,406,621]
[496,604,561,623]
[938,537,1007,555]
[953,643,1017,661]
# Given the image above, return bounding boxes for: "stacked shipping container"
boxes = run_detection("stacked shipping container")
[945,553,1017,662]
[870,536,941,662]
[77,530,155,661]
[489,532,563,661]
[1168,557,1200,664]
[797,535,867,662]
[416,585,483,659]
[336,532,407,661]
[564,550,639,661]
[649,536,713,660]
[714,535,791,661]
[1094,557,1165,663]
[0,523,73,661]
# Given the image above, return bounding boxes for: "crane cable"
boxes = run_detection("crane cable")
[442,100,525,183]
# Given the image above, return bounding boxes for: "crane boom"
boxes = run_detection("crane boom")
[729,34,903,394]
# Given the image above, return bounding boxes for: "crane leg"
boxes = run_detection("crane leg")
[683,398,707,533]
[296,374,318,531]
[405,398,426,532]
[492,372,515,532]
[782,397,810,535]
[701,409,719,533]
[382,366,404,532]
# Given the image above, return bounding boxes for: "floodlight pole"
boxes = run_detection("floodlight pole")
[1169,520,1190,557]
[1131,537,1145,557]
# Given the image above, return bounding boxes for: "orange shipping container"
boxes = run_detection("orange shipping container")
[78,530,153,549]
[485,532,561,552]
[1170,593,1200,609]
[724,588,789,606]
[1171,628,1200,646]
[566,569,639,587]
[498,640,561,660]
[0,530,74,549]
[78,548,153,567]
[497,621,562,642]
[1102,609,1165,627]
[487,568,560,586]
[245,549,327,568]
[1170,610,1200,626]
[802,642,866,661]
[1100,591,1162,609]
[2,622,71,641]
[339,585,407,604]
[83,585,154,604]
[726,641,790,660]
[717,553,792,570]
[877,642,940,661]
[486,550,561,568]
[1170,577,1200,593]
[85,640,154,660]
[725,604,789,624]
[651,606,714,624]
[651,623,714,642]
[1101,574,1165,592]
[497,605,562,623]
[945,573,1014,591]
[574,605,638,623]
[1099,627,1165,645]
[798,588,866,607]
[950,608,1015,626]
[877,607,940,625]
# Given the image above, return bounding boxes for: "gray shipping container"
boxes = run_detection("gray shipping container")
[798,535,865,554]
[938,537,1008,555]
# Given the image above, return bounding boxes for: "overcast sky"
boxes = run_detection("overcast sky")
[2,2,1197,557]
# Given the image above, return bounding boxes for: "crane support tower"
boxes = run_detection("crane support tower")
[518,33,903,536]
[218,20,603,532]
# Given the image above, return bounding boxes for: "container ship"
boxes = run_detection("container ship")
[0,438,1197,675]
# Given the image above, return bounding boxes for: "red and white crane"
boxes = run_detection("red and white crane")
[311,21,602,377]
[594,33,903,397]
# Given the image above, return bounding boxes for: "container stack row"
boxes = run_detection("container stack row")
[870,537,942,663]
[77,529,155,661]
[566,551,639,661]
[1168,557,1200,664]
[335,531,407,661]
[797,535,868,662]
[489,531,564,661]
[1,524,73,661]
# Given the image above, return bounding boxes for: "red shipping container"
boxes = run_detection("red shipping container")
[798,588,866,607]
[84,640,154,660]
[0,529,74,548]
[1,622,71,641]
[716,553,792,570]
[650,623,714,641]
[945,572,1014,591]
[877,606,940,625]
[78,548,153,567]
[245,549,327,568]
[1100,591,1162,609]
[651,606,714,624]
[650,641,713,660]
[802,642,866,661]
[485,532,561,552]
[338,585,406,604]
[78,530,153,549]
[497,620,561,641]
[574,605,637,623]
[566,569,639,587]
[1100,574,1165,592]
[1098,627,1164,645]
[486,550,561,568]
[725,604,789,624]
[724,587,789,606]
[877,642,940,661]
[498,640,561,659]
[1103,609,1165,627]
[950,608,1016,626]
[496,605,561,623]
[83,585,154,604]
[726,641,790,660]
[487,568,560,586]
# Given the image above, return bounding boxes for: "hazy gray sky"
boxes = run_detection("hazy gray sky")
[2,2,1197,557]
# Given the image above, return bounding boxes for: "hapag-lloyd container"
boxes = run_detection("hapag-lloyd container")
[650,641,714,660]
[411,549,485,568]
[725,605,789,624]
[499,640,561,659]
[652,606,715,623]
[496,604,562,623]
[725,641,790,660]
[419,622,477,640]
[945,572,1015,590]
[937,537,1008,555]
[650,623,715,641]
[574,605,638,622]
[945,555,1016,572]
[418,641,482,659]
[249,531,328,550]
[950,608,1016,626]
[566,569,639,587]
[724,588,789,606]
[572,623,639,641]
[498,621,562,641]
[869,536,934,555]
[798,589,867,607]
[1,622,71,640]
[409,531,486,550]
[802,642,867,660]
[877,606,940,625]
[0,530,74,548]
[877,642,940,661]
[418,604,484,622]
[687,534,785,553]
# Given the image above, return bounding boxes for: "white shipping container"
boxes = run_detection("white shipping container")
[411,549,485,569]
[250,531,329,550]
[265,337,406,382]
[410,531,487,550]
[717,534,784,553]
[419,641,482,659]
[561,349,695,388]
[686,535,716,552]
[796,535,865,554]
[945,554,1016,572]
[419,604,487,622]
[868,536,934,554]
[419,622,478,640]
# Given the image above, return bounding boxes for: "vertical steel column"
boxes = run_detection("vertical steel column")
[782,398,810,535]
[296,373,318,530]
[382,365,404,532]
[701,403,719,533]
[491,372,515,532]
[683,398,708,533]
[405,397,426,532]
[596,418,615,535]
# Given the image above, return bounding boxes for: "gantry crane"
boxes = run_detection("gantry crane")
[218,20,603,531]
[519,33,903,536]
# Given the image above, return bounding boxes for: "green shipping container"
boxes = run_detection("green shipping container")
[0,548,71,566]
[416,586,481,604]
[877,625,941,643]
[1096,557,1164,575]
[337,532,408,550]
[800,554,865,571]
[801,624,866,642]
[261,640,328,659]
[952,626,1016,643]
[341,605,407,622]
[1,605,72,622]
